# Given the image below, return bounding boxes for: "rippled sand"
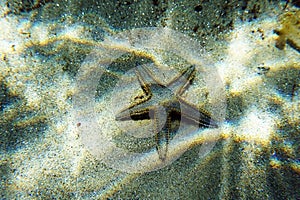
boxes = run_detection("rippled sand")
[0,0,299,199]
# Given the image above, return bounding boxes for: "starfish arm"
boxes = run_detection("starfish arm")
[136,64,164,94]
[135,68,151,96]
[178,97,218,128]
[167,65,195,95]
[154,108,171,161]
[115,100,155,121]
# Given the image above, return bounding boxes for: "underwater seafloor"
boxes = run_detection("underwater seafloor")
[0,0,299,199]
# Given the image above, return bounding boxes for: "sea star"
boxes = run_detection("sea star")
[115,64,218,161]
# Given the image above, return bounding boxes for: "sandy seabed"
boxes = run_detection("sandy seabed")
[0,0,299,199]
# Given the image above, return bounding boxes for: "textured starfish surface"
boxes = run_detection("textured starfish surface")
[115,64,218,160]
